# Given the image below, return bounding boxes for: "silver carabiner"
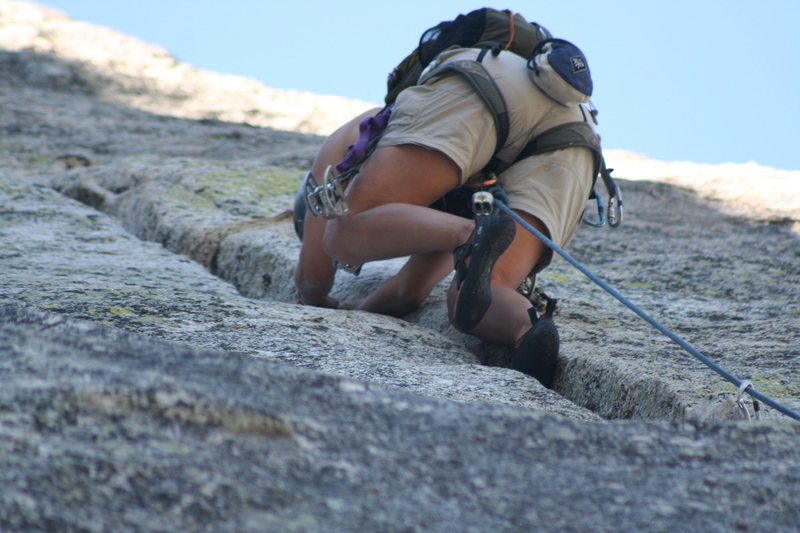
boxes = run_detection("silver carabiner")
[303,171,325,218]
[608,191,623,227]
[303,165,353,219]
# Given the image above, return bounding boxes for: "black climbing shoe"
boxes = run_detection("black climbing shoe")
[509,299,560,388]
[453,214,516,331]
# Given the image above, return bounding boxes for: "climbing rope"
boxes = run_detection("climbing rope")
[496,202,800,422]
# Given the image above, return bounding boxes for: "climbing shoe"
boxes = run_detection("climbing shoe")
[509,299,560,388]
[453,214,516,331]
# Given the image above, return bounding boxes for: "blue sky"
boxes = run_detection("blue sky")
[39,1,799,170]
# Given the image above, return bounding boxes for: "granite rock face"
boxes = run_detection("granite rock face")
[1,1,799,531]
[3,305,800,533]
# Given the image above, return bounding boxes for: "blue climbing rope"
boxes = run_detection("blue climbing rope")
[496,202,800,421]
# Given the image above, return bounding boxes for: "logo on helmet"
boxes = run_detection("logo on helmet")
[570,56,587,73]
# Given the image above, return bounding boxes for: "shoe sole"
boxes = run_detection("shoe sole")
[454,216,516,331]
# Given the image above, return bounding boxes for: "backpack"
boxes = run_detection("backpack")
[385,8,552,105]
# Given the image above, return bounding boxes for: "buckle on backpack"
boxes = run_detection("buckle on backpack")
[303,165,355,219]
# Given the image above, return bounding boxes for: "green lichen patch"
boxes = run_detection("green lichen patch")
[188,165,302,218]
[108,306,136,317]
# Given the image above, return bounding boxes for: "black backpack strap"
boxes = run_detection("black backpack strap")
[515,121,601,174]
[418,58,509,175]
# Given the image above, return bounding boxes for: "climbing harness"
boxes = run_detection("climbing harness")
[470,189,800,422]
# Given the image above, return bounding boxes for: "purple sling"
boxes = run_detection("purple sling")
[335,105,393,174]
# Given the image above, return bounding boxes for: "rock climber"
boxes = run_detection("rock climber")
[294,19,602,387]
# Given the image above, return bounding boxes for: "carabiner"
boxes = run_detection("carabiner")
[303,171,325,218]
[608,187,623,228]
[583,193,606,227]
[303,165,353,219]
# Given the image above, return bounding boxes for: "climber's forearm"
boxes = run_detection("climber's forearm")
[295,214,338,308]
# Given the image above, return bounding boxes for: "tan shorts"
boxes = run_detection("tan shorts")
[376,74,497,184]
[500,147,594,271]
